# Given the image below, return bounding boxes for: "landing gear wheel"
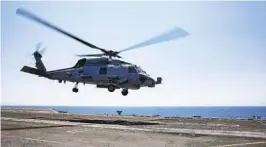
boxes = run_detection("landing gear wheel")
[121,89,128,96]
[72,82,79,93]
[108,84,115,92]
[72,88,78,93]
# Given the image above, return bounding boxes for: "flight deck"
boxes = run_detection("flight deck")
[1,108,266,147]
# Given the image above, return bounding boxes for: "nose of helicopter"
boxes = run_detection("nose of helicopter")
[139,74,156,87]
[149,78,156,87]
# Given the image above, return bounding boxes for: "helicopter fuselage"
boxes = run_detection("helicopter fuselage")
[46,64,159,90]
[21,57,162,96]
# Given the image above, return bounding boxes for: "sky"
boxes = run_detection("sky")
[1,1,266,106]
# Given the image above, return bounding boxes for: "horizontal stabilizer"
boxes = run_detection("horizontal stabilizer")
[20,66,47,77]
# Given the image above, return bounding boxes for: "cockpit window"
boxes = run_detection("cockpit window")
[135,66,149,76]
[128,66,137,73]
[73,58,86,68]
[135,66,143,73]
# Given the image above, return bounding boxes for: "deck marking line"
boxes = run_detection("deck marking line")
[25,138,96,147]
[67,128,91,133]
[256,120,266,126]
[3,135,95,147]
[210,141,266,147]
[25,138,95,147]
[2,117,266,139]
[25,137,64,144]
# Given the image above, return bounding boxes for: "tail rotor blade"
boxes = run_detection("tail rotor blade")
[39,47,46,55]
[25,52,32,59]
[36,42,42,51]
[24,52,35,65]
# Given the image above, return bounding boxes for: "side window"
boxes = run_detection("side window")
[99,68,107,75]
[128,67,137,73]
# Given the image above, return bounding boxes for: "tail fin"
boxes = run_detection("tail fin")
[21,43,47,77]
[33,51,46,72]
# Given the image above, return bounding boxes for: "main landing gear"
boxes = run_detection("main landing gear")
[72,82,79,93]
[108,84,115,92]
[107,84,128,96]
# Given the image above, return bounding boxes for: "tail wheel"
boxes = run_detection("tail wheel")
[108,84,115,92]
[121,89,128,96]
[72,88,78,93]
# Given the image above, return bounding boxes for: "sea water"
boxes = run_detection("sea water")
[2,106,266,120]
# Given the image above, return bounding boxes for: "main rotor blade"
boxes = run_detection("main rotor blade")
[16,8,107,53]
[119,27,189,53]
[76,53,105,57]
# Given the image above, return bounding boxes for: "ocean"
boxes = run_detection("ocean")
[1,106,266,120]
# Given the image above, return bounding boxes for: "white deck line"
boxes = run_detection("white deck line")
[2,117,266,139]
[210,141,266,147]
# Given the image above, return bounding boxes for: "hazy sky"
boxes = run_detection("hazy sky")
[1,1,266,106]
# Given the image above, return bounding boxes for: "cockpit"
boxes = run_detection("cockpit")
[73,58,87,68]
[128,65,149,76]
[136,66,147,74]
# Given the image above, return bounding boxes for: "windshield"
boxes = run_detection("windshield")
[135,66,149,76]
[73,58,86,68]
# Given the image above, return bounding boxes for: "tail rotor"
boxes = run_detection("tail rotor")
[33,42,46,58]
[24,42,47,71]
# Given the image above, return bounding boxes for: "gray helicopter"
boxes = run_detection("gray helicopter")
[17,8,189,96]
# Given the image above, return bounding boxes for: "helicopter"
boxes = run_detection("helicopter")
[17,8,189,96]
